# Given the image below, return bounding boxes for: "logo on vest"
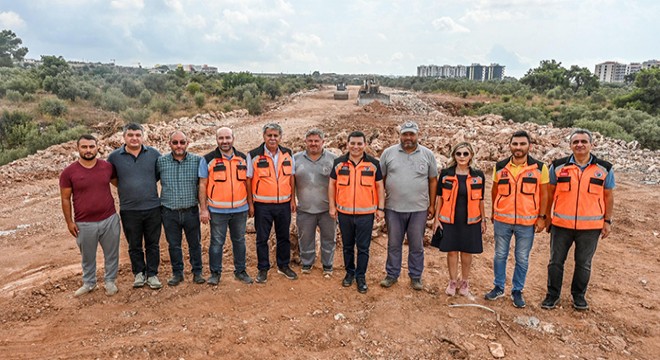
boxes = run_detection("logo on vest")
[595,171,603,178]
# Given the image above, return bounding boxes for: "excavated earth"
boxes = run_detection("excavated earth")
[0,86,658,359]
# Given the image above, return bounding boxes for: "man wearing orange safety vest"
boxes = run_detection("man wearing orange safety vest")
[328,131,385,294]
[247,123,298,284]
[199,127,254,286]
[485,130,549,308]
[541,128,615,311]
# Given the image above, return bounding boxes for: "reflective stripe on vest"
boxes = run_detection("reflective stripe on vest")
[206,155,248,209]
[437,171,483,225]
[208,197,247,208]
[337,204,378,213]
[250,148,293,204]
[493,211,538,221]
[253,193,291,202]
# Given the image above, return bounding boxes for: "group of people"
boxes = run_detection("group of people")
[60,121,614,311]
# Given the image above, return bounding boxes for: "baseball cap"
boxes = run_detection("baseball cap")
[400,121,419,134]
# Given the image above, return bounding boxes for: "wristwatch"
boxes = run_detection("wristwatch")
[539,214,547,219]
[604,219,612,224]
[377,208,384,211]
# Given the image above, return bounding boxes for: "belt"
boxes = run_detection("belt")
[163,205,197,212]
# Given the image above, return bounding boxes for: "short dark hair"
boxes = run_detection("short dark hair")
[569,128,593,143]
[347,131,366,143]
[510,130,531,143]
[77,134,97,145]
[123,123,144,134]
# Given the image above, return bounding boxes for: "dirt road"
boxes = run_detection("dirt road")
[1,86,658,359]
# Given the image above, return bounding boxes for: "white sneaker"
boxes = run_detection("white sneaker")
[105,281,118,296]
[133,273,146,288]
[74,284,97,297]
[146,275,162,289]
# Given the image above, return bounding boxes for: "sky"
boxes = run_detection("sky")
[0,0,658,78]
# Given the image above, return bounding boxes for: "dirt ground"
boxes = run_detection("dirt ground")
[0,86,658,359]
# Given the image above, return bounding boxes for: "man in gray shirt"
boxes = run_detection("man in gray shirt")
[293,129,338,276]
[379,121,438,290]
[108,123,163,290]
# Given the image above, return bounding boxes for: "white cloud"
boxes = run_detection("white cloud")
[460,9,525,22]
[0,11,25,28]
[110,0,144,10]
[377,33,387,41]
[341,54,371,65]
[431,17,470,33]
[390,52,404,61]
[291,33,321,47]
[223,9,249,24]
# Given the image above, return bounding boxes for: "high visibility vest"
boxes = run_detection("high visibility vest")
[248,144,293,204]
[203,148,248,209]
[493,156,544,226]
[333,154,379,215]
[551,155,612,230]
[437,167,484,224]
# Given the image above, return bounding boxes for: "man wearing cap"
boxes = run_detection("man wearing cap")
[379,121,438,291]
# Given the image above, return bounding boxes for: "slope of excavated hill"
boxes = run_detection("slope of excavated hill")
[0,86,658,359]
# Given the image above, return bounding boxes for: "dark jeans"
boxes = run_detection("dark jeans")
[338,213,374,279]
[385,209,427,279]
[209,211,248,274]
[254,202,291,270]
[161,206,203,276]
[120,207,162,277]
[547,225,601,298]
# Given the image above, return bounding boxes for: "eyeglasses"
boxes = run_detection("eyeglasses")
[171,140,187,145]
[455,151,470,157]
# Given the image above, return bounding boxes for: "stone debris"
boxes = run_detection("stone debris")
[488,342,505,358]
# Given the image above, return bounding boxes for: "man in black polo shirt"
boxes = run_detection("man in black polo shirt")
[108,123,163,289]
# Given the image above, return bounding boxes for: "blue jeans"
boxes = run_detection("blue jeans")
[161,206,203,276]
[254,202,291,270]
[547,225,600,298]
[493,220,535,292]
[385,210,426,279]
[338,213,374,279]
[209,211,248,274]
[120,207,162,277]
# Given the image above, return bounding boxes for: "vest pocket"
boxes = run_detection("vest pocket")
[588,177,604,194]
[441,181,453,201]
[281,160,292,176]
[338,169,351,186]
[256,160,270,177]
[360,170,374,186]
[556,176,571,192]
[236,165,247,181]
[470,182,484,200]
[521,176,537,195]
[497,178,511,196]
[212,164,227,182]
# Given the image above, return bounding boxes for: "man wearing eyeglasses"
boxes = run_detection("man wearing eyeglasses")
[541,128,615,311]
[108,123,163,290]
[156,130,205,286]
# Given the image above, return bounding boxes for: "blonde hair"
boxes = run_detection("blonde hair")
[446,142,478,169]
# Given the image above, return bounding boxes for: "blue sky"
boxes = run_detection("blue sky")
[1,0,657,78]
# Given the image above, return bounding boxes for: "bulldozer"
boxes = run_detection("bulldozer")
[334,83,349,100]
[357,78,390,105]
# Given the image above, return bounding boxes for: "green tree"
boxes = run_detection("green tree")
[613,68,660,115]
[38,55,70,80]
[567,65,599,95]
[0,30,29,67]
[520,60,569,92]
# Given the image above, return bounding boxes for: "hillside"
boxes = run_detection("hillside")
[0,86,658,359]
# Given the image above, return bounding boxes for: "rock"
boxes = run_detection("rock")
[514,316,540,329]
[334,313,345,321]
[245,218,256,234]
[488,342,505,358]
[606,336,627,351]
[541,323,556,334]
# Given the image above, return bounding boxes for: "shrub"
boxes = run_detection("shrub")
[243,91,263,115]
[121,108,152,124]
[194,93,205,108]
[100,88,130,112]
[151,98,175,114]
[186,82,202,95]
[38,98,68,116]
[120,78,144,98]
[573,119,633,142]
[6,89,22,102]
[0,110,33,150]
[632,118,660,150]
[139,89,152,106]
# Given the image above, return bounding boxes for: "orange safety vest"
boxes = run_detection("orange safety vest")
[493,156,544,226]
[437,167,484,224]
[203,148,248,209]
[551,155,612,230]
[333,154,379,215]
[248,144,293,204]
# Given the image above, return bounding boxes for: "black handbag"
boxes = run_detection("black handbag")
[430,227,443,249]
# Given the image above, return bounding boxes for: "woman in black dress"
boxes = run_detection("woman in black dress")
[433,142,487,296]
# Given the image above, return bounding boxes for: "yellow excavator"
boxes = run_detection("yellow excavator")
[357,78,390,105]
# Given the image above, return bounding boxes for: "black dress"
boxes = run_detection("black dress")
[438,174,483,254]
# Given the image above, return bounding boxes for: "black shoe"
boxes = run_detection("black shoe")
[277,266,298,280]
[541,294,560,310]
[167,274,184,286]
[342,274,355,287]
[193,273,206,284]
[511,290,526,308]
[356,278,368,294]
[380,276,398,288]
[256,269,268,284]
[410,278,423,291]
[301,265,312,274]
[207,272,221,285]
[234,270,254,284]
[573,295,589,311]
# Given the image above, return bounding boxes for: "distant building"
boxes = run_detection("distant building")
[642,59,660,70]
[594,61,627,83]
[417,63,504,80]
